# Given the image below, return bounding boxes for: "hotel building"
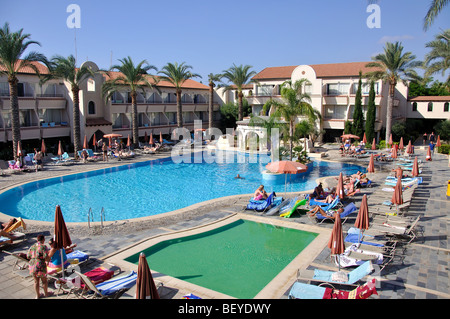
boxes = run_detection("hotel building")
[219,61,450,143]
[0,61,220,150]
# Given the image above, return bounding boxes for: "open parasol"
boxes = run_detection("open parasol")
[83,135,88,149]
[372,137,376,150]
[362,132,367,144]
[266,161,308,195]
[391,177,403,215]
[436,135,441,148]
[136,252,160,299]
[41,139,47,155]
[341,134,360,141]
[399,137,404,150]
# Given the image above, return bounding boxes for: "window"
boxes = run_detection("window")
[324,105,346,119]
[256,85,274,96]
[444,102,449,112]
[352,82,379,95]
[0,82,9,96]
[88,101,95,115]
[412,102,417,112]
[87,78,95,91]
[428,102,433,112]
[326,83,350,95]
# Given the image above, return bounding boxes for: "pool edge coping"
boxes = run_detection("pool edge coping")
[102,212,331,299]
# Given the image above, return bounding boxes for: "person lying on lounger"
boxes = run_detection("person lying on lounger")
[307,206,344,219]
[254,185,268,200]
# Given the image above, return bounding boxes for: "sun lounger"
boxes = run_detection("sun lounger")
[245,192,276,212]
[288,278,378,299]
[296,261,375,288]
[365,216,421,243]
[2,251,31,278]
[0,232,26,247]
[310,202,357,224]
[72,270,138,299]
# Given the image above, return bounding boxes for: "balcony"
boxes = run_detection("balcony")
[246,95,281,106]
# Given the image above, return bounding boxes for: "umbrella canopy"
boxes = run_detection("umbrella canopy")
[426,146,432,161]
[391,146,398,159]
[388,134,393,146]
[265,161,308,174]
[411,156,419,177]
[83,135,88,149]
[362,132,367,144]
[328,212,345,255]
[136,253,160,299]
[57,141,63,156]
[371,138,376,150]
[41,139,47,154]
[393,167,403,179]
[144,131,148,143]
[54,205,72,250]
[367,154,375,173]
[92,134,97,147]
[354,194,370,231]
[127,135,131,147]
[17,141,22,157]
[103,133,123,139]
[436,135,441,148]
[399,137,404,150]
[405,140,413,154]
[159,132,163,144]
[149,134,154,145]
[335,172,345,199]
[341,134,360,140]
[391,178,403,205]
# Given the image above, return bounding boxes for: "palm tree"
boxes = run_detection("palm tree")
[220,64,257,121]
[262,79,320,160]
[424,0,449,31]
[424,29,450,87]
[158,62,201,128]
[102,56,158,146]
[207,73,222,129]
[365,42,420,143]
[51,55,94,158]
[0,22,47,158]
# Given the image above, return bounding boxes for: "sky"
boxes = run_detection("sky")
[1,0,449,83]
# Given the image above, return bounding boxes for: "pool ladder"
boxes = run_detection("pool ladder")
[87,207,105,228]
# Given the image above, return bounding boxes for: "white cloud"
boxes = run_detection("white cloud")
[378,35,414,44]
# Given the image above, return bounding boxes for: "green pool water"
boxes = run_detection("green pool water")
[125,219,318,299]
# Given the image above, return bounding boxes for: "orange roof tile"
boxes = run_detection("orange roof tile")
[103,71,208,90]
[252,62,383,80]
[408,96,450,102]
[0,60,49,75]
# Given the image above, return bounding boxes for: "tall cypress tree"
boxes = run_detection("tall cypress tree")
[365,80,376,143]
[352,71,364,138]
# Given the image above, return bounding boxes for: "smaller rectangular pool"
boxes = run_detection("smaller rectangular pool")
[124,219,318,299]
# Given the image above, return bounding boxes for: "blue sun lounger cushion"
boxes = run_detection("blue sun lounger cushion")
[246,192,275,211]
[289,282,327,299]
[312,261,373,285]
[315,202,357,221]
[96,271,138,296]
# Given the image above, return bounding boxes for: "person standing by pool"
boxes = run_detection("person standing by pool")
[429,132,435,144]
[102,142,108,162]
[423,132,427,145]
[27,234,52,299]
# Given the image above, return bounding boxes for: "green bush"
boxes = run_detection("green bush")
[378,140,386,149]
[438,144,450,154]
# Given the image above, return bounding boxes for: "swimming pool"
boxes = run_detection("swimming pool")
[124,218,319,299]
[0,151,364,222]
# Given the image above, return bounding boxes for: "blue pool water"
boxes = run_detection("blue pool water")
[0,151,364,222]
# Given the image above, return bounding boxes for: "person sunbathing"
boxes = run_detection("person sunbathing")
[254,185,268,200]
[307,206,344,219]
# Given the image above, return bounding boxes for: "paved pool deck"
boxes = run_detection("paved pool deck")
[0,144,448,299]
